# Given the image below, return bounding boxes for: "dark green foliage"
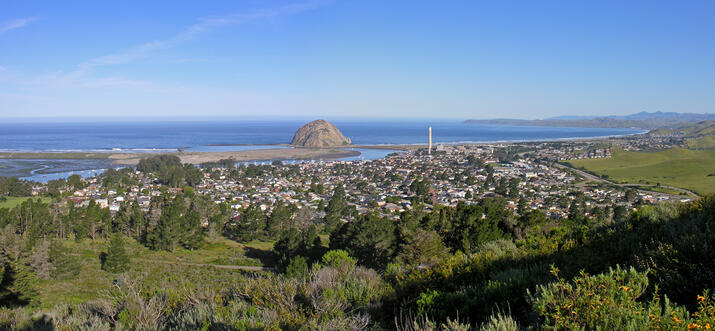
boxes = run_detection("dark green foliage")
[67,174,85,190]
[424,199,509,253]
[507,178,520,199]
[136,154,182,173]
[396,228,449,266]
[48,241,80,279]
[103,233,130,273]
[199,158,236,169]
[145,195,205,251]
[321,249,356,269]
[147,197,182,251]
[410,177,431,201]
[273,226,320,271]
[495,177,508,196]
[530,266,711,330]
[0,177,32,197]
[265,200,295,235]
[284,255,308,278]
[0,191,714,329]
[136,155,201,187]
[0,257,11,304]
[231,204,266,242]
[101,167,136,189]
[394,195,715,327]
[179,210,204,249]
[330,213,397,270]
[2,260,40,307]
[324,185,346,233]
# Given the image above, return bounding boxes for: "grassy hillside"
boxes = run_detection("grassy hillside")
[568,148,715,195]
[687,135,715,149]
[681,120,715,137]
[38,237,273,308]
[0,197,51,209]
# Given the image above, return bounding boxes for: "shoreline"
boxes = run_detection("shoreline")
[0,132,647,165]
[0,129,650,167]
[109,148,361,166]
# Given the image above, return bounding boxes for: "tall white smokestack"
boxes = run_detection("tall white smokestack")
[428,126,432,155]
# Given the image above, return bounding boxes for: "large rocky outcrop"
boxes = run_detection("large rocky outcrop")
[291,120,351,147]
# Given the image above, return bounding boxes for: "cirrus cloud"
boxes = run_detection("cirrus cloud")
[0,17,38,34]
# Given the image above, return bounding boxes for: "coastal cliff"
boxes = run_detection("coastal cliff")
[291,120,351,147]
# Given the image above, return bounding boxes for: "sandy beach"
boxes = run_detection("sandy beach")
[109,147,361,165]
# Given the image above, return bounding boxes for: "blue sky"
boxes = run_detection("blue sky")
[1,0,714,120]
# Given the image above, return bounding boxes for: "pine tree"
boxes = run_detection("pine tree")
[235,204,266,242]
[148,196,183,251]
[29,240,54,280]
[49,241,80,279]
[104,233,130,273]
[324,185,346,234]
[180,210,204,249]
[9,260,40,306]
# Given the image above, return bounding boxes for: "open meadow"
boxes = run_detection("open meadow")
[37,237,275,308]
[568,148,715,195]
[0,197,51,209]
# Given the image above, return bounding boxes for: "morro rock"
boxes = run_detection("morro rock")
[291,120,351,147]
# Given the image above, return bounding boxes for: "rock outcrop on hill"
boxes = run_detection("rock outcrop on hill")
[291,120,351,147]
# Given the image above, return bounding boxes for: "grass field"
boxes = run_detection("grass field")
[0,196,52,209]
[568,148,715,195]
[687,135,715,150]
[39,236,274,308]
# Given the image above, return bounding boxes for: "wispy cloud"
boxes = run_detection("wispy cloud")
[17,1,328,94]
[0,17,38,34]
[73,0,327,75]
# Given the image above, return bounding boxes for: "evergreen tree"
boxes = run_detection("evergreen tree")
[495,177,509,196]
[273,226,320,270]
[508,178,520,199]
[48,241,80,279]
[409,177,431,201]
[104,233,130,273]
[0,255,11,304]
[266,201,293,236]
[329,213,397,270]
[324,185,346,233]
[284,256,308,278]
[241,204,267,242]
[148,196,184,251]
[9,260,40,307]
[179,210,204,249]
[29,240,54,280]
[130,202,145,241]
[396,228,449,266]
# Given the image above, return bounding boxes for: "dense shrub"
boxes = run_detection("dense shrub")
[531,265,715,330]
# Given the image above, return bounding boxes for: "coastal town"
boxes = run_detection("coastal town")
[3,1,715,327]
[26,139,693,228]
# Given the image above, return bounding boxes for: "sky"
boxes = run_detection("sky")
[1,0,714,120]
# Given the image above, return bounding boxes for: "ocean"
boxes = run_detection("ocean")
[0,120,640,152]
[0,120,641,181]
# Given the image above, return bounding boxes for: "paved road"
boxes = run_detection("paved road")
[552,162,699,199]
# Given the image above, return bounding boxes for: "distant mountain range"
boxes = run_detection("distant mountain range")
[465,111,715,129]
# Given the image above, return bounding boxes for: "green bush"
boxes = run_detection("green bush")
[530,265,715,330]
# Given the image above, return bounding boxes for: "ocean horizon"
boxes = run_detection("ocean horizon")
[0,119,642,153]
[0,120,643,182]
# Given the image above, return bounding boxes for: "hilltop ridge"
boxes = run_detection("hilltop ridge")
[465,111,715,129]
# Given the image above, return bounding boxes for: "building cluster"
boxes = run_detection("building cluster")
[33,141,690,223]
